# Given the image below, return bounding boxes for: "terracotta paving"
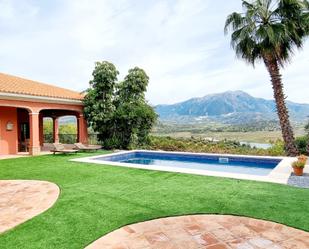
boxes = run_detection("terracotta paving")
[86,215,309,249]
[0,154,29,160]
[0,180,60,233]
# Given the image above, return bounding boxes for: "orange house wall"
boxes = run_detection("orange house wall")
[0,107,18,154]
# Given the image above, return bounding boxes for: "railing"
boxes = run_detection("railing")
[44,133,100,145]
[44,134,53,143]
[59,134,78,144]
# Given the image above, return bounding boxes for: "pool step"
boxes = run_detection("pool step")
[219,157,229,164]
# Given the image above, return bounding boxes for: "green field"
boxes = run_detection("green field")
[0,152,308,248]
[153,120,306,143]
[153,130,306,143]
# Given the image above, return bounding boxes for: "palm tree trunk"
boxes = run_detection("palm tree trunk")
[263,57,299,156]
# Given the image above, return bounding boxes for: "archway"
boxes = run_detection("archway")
[39,109,87,150]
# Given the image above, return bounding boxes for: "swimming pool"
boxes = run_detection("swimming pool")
[72,150,294,184]
[96,151,279,176]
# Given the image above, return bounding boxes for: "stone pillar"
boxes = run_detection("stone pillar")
[53,117,59,143]
[76,115,80,143]
[29,112,40,155]
[39,114,44,146]
[77,114,88,144]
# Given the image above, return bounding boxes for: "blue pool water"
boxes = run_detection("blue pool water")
[95,151,281,176]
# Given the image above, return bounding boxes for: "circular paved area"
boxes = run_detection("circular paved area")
[0,180,59,233]
[86,215,309,249]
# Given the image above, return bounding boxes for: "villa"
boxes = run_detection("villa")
[0,72,308,249]
[0,73,88,155]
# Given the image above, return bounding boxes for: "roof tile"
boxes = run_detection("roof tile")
[0,73,83,100]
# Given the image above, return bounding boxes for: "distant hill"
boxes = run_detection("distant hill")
[155,91,309,124]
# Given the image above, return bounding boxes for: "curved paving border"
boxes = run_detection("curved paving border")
[0,180,60,234]
[86,215,309,249]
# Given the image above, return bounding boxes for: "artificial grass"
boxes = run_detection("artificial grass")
[0,152,308,249]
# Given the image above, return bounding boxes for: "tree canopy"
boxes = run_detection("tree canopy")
[83,62,157,149]
[224,0,309,66]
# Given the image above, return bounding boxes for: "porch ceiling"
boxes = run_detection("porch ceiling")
[40,109,80,118]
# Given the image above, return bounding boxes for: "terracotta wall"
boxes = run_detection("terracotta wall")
[0,107,18,154]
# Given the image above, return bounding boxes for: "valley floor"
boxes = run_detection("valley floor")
[153,129,306,143]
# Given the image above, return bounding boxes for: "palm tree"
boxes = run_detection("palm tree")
[224,0,309,156]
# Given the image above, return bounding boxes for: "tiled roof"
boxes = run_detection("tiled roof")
[0,72,83,100]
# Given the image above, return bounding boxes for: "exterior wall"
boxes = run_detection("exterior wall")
[0,107,18,154]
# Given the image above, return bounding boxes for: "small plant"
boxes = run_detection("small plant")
[292,156,307,176]
[292,160,306,168]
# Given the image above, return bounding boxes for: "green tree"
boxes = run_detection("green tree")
[114,67,157,148]
[83,61,119,142]
[84,63,157,149]
[224,0,309,156]
[43,119,53,135]
[59,123,77,134]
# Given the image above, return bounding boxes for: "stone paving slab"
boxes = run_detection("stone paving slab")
[86,215,309,249]
[0,180,60,233]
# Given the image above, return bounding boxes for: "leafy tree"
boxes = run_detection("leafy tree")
[224,0,309,156]
[43,119,53,135]
[114,67,157,148]
[59,123,77,134]
[84,63,157,149]
[83,61,119,143]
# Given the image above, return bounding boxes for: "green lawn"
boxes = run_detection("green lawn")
[0,152,308,249]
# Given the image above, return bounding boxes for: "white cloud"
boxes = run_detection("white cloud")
[0,0,308,105]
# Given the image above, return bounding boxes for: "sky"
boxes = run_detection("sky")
[0,0,308,105]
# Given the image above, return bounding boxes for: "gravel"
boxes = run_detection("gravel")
[287,173,309,188]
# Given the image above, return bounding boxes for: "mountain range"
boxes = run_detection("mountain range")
[155,91,309,124]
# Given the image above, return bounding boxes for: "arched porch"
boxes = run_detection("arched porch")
[0,99,87,156]
[39,109,88,150]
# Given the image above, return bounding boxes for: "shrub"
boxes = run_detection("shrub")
[295,136,308,155]
[267,140,285,156]
[141,136,285,156]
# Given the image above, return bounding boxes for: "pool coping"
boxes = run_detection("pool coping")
[71,150,297,184]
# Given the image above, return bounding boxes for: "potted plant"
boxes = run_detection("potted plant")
[292,155,307,176]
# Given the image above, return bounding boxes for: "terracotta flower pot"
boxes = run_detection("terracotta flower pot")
[293,166,304,176]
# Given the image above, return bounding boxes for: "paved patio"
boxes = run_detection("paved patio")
[0,151,53,160]
[86,215,309,249]
[0,180,60,233]
[0,154,29,160]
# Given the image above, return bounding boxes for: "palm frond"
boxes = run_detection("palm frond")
[224,0,309,66]
[224,12,246,34]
